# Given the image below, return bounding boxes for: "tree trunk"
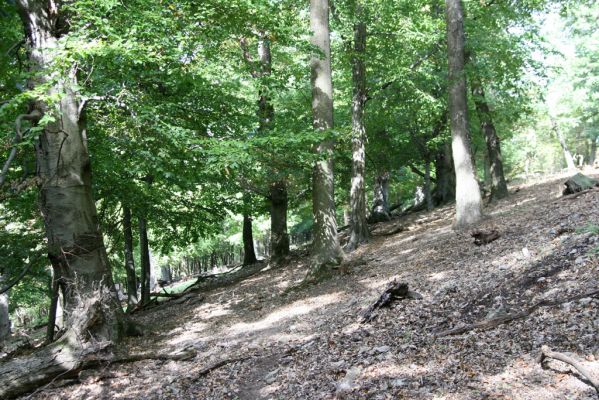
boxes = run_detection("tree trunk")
[433,141,456,205]
[46,278,59,343]
[347,7,370,251]
[243,212,258,266]
[308,0,344,278]
[123,207,138,311]
[370,172,391,222]
[16,0,123,337]
[139,217,151,304]
[270,180,290,262]
[552,121,576,170]
[591,135,597,166]
[424,161,433,211]
[471,81,508,201]
[0,275,10,342]
[445,0,483,228]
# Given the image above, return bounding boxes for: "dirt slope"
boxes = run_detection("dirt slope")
[27,174,599,399]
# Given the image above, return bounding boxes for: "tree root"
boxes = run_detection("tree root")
[196,356,250,378]
[437,288,599,337]
[539,345,599,394]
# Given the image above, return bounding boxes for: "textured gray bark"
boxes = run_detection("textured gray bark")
[370,172,391,222]
[347,6,370,251]
[308,0,344,277]
[445,0,483,228]
[16,0,122,333]
[472,81,508,201]
[139,217,151,304]
[123,207,138,310]
[0,275,10,342]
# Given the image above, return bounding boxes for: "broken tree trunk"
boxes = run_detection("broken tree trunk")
[361,280,422,323]
[562,173,599,196]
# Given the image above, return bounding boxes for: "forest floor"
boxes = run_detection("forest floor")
[20,172,599,399]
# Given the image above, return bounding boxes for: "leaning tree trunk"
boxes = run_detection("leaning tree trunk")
[445,0,483,228]
[307,0,344,279]
[139,217,151,304]
[347,7,370,251]
[270,180,290,262]
[433,141,456,205]
[471,80,508,201]
[16,0,122,329]
[123,207,138,311]
[370,171,391,222]
[552,121,576,171]
[0,274,10,342]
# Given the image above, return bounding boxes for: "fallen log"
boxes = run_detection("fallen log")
[471,229,500,246]
[437,288,599,337]
[562,173,599,196]
[539,345,599,394]
[361,280,422,323]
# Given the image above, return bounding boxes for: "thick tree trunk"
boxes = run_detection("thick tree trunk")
[123,207,138,311]
[445,0,483,228]
[16,0,123,338]
[370,172,391,222]
[270,180,290,262]
[243,212,258,266]
[138,217,151,304]
[552,121,576,170]
[0,275,10,342]
[471,81,508,201]
[308,0,344,278]
[347,8,370,251]
[433,141,456,205]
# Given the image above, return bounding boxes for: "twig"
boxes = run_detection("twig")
[539,345,599,394]
[197,356,250,377]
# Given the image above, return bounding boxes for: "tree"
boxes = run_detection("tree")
[123,207,138,311]
[0,275,10,341]
[308,0,344,278]
[347,0,370,250]
[445,0,483,228]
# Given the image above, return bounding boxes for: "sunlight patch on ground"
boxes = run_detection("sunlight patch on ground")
[428,271,448,281]
[227,292,345,335]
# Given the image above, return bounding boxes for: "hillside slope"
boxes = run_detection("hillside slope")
[26,174,599,399]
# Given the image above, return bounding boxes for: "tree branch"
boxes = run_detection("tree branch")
[0,110,41,187]
[539,346,599,394]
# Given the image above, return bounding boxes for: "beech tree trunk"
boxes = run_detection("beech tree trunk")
[270,180,290,262]
[370,172,391,222]
[472,81,508,201]
[0,275,10,342]
[139,217,151,304]
[347,6,370,250]
[16,0,122,333]
[552,121,576,170]
[123,207,138,310]
[243,212,258,266]
[433,142,456,205]
[445,0,483,228]
[308,0,344,277]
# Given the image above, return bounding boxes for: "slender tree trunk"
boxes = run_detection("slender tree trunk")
[433,141,456,205]
[138,217,151,304]
[552,121,576,171]
[445,0,483,228]
[0,275,10,342]
[270,180,290,262]
[370,172,391,222]
[123,207,138,311]
[348,6,370,250]
[308,0,344,278]
[16,0,122,331]
[424,161,433,211]
[471,81,508,201]
[45,277,59,343]
[591,135,597,166]
[243,212,258,266]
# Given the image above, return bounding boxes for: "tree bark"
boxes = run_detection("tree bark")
[46,277,59,343]
[139,217,151,304]
[552,121,576,171]
[0,275,10,342]
[433,141,456,205]
[242,212,258,266]
[123,207,138,311]
[445,0,483,228]
[270,180,290,262]
[370,172,391,222]
[590,135,597,166]
[347,5,370,251]
[424,161,433,211]
[308,0,344,278]
[471,80,508,201]
[16,0,123,337]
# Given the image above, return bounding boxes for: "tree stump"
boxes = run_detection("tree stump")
[563,173,599,195]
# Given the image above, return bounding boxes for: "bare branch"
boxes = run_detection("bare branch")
[0,110,41,187]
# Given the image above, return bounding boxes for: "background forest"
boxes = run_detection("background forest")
[0,0,597,362]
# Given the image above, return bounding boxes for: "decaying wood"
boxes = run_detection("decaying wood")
[471,229,500,246]
[562,173,599,196]
[361,280,422,323]
[381,224,406,236]
[539,345,599,394]
[437,288,599,337]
